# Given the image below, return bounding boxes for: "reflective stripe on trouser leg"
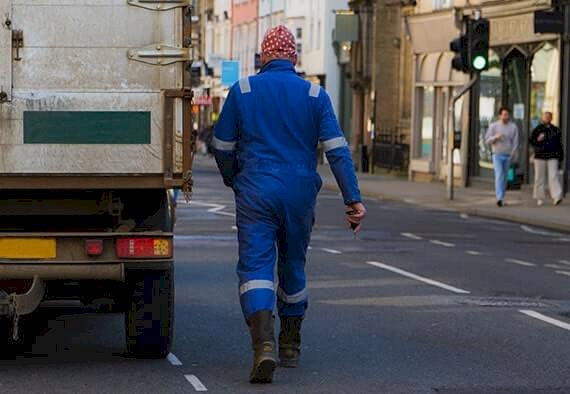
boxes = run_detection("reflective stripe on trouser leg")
[239,279,276,319]
[236,189,279,319]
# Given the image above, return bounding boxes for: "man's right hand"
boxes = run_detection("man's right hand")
[346,202,366,233]
[493,133,504,143]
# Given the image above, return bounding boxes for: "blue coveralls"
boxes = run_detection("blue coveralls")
[213,60,361,320]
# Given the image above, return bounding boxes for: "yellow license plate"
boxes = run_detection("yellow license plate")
[0,238,56,259]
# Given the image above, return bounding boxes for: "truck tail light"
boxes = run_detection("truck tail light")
[86,239,104,257]
[115,238,172,259]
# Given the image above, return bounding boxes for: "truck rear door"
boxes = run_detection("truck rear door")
[0,0,191,184]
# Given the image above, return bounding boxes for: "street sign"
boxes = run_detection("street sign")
[221,60,239,87]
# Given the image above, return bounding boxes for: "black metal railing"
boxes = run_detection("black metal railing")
[371,130,410,173]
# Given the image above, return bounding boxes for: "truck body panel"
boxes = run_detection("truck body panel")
[0,0,190,178]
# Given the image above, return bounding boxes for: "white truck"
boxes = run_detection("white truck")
[0,0,194,357]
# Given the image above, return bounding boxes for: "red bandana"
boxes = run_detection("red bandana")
[261,25,298,65]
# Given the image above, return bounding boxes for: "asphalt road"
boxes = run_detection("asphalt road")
[1,161,569,393]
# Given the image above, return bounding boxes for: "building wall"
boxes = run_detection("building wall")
[373,2,402,132]
[302,0,348,114]
[232,0,259,77]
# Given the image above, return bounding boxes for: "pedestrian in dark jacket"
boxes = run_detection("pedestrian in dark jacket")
[530,111,564,206]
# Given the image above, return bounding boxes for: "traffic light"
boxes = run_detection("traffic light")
[450,17,490,73]
[469,18,490,72]
[450,34,469,73]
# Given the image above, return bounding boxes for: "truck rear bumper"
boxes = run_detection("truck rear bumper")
[0,260,173,281]
[0,263,125,281]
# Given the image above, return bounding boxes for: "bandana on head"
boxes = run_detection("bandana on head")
[261,25,298,65]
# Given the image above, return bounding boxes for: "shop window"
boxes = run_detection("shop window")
[530,42,560,129]
[433,0,451,10]
[417,86,434,159]
[477,50,502,176]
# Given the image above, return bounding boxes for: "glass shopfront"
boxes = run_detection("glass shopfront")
[472,41,560,185]
[476,50,502,179]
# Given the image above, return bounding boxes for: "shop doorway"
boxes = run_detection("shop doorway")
[504,48,529,182]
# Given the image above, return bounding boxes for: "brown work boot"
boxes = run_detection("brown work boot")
[247,310,277,383]
[278,316,303,368]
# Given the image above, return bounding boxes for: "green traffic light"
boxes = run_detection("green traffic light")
[472,55,487,71]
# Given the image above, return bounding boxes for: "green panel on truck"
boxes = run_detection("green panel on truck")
[23,111,151,144]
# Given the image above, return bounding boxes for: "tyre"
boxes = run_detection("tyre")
[124,265,174,358]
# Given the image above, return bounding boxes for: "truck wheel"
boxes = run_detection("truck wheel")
[124,266,174,358]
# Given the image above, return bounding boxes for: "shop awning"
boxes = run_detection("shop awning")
[417,52,466,85]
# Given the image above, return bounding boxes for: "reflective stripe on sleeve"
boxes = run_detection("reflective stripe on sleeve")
[309,82,321,98]
[322,136,348,152]
[239,77,252,94]
[239,280,275,296]
[212,137,237,151]
[277,287,307,304]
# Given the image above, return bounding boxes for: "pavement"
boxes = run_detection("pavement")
[0,159,568,393]
[319,165,570,233]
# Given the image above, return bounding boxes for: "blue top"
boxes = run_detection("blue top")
[213,59,361,205]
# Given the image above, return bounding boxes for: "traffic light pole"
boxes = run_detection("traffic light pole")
[562,0,570,196]
[447,73,480,201]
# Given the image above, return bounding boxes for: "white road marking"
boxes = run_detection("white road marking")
[366,261,470,294]
[466,250,481,256]
[321,248,342,255]
[545,264,570,270]
[191,201,236,218]
[519,310,570,331]
[231,226,237,231]
[460,213,469,220]
[559,260,570,266]
[430,240,455,248]
[308,246,313,250]
[520,225,561,237]
[185,375,208,391]
[167,353,183,366]
[556,271,570,277]
[505,258,536,267]
[401,232,423,240]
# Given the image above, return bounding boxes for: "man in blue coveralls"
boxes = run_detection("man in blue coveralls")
[212,25,366,383]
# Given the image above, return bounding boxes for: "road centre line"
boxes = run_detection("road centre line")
[466,250,481,256]
[556,271,570,277]
[321,248,342,255]
[519,310,570,331]
[401,232,423,240]
[366,261,470,294]
[185,375,208,391]
[430,240,455,247]
[167,353,183,366]
[559,260,570,266]
[505,258,536,267]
